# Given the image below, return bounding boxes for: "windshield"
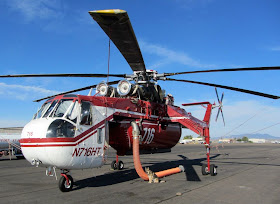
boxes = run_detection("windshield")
[43,100,58,118]
[33,98,79,122]
[33,101,51,119]
[52,99,73,118]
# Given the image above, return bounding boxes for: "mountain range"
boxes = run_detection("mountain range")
[230,133,280,140]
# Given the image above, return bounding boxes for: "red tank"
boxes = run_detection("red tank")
[109,119,181,155]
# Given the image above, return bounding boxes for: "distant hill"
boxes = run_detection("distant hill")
[230,133,279,140]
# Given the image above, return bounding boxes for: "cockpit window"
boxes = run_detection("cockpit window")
[52,99,73,118]
[43,100,58,118]
[67,101,79,123]
[33,101,51,119]
[80,101,92,125]
[46,119,75,138]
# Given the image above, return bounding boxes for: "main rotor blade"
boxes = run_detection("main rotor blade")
[33,80,120,102]
[89,9,146,72]
[165,78,280,99]
[164,66,280,77]
[0,73,125,78]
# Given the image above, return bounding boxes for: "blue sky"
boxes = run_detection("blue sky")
[0,0,279,138]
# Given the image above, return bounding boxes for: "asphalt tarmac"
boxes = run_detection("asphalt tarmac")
[1,143,280,204]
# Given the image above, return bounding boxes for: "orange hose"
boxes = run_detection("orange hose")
[155,167,182,178]
[131,121,184,181]
[132,133,149,181]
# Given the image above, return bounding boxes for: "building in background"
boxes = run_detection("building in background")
[0,127,23,158]
[249,138,266,143]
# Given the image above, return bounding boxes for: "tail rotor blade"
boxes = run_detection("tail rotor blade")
[220,92,224,103]
[216,108,221,122]
[220,108,225,126]
[215,87,221,104]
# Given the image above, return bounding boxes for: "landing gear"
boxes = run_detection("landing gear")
[59,174,73,192]
[117,160,124,170]
[201,128,217,176]
[111,160,124,170]
[201,164,208,175]
[111,160,118,170]
[210,164,217,176]
[201,163,217,176]
[111,155,124,170]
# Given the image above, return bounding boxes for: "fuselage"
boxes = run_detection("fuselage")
[20,94,182,170]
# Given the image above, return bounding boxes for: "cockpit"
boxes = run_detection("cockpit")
[33,95,92,138]
[33,95,79,120]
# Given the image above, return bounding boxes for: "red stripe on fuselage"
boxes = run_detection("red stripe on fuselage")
[20,115,113,147]
[20,131,97,147]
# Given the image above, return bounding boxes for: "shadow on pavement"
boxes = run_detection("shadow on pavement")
[73,153,221,191]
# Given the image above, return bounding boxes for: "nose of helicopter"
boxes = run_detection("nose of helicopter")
[20,118,53,165]
[20,118,76,168]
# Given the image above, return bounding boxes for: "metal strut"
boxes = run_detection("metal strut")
[204,127,211,171]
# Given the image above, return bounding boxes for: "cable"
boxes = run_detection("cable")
[104,35,111,161]
[250,122,280,134]
[221,100,278,138]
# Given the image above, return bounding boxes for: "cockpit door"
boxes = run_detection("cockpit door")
[76,101,107,167]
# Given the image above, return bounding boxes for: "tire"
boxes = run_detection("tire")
[111,160,117,170]
[117,161,124,170]
[201,164,208,175]
[210,164,217,176]
[58,175,73,192]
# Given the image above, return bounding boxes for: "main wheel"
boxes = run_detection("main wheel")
[201,164,208,175]
[111,160,118,170]
[117,161,124,170]
[210,164,217,176]
[58,175,73,192]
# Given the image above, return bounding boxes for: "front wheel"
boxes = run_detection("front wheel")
[117,161,124,170]
[210,164,217,176]
[59,175,73,192]
[201,164,208,175]
[111,160,118,170]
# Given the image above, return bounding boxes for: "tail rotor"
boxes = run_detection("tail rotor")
[215,87,225,126]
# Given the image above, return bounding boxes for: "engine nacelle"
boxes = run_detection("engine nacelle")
[117,80,135,96]
[96,82,116,97]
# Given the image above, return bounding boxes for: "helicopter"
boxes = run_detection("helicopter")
[1,9,280,192]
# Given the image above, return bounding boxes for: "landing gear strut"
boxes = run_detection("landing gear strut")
[59,173,73,192]
[202,128,217,176]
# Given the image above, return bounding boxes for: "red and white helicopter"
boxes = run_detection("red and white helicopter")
[1,9,280,192]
